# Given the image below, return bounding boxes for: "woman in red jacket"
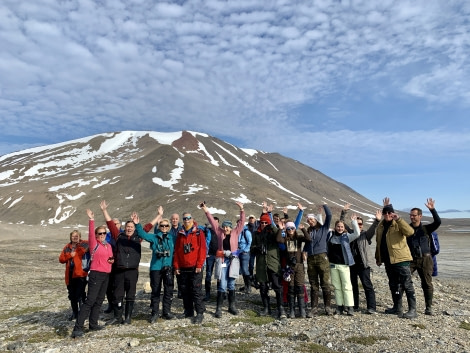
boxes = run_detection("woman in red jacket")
[59,230,89,321]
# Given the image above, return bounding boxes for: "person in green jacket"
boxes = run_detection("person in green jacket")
[375,198,417,319]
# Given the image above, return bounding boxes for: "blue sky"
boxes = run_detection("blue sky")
[1,0,469,217]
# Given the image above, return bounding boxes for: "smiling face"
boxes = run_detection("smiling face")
[95,226,107,242]
[70,230,81,244]
[306,217,317,227]
[125,221,135,236]
[171,213,179,228]
[335,221,345,233]
[182,213,194,229]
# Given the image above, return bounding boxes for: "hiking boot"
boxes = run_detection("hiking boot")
[89,324,104,331]
[149,313,159,323]
[193,313,204,324]
[346,306,354,316]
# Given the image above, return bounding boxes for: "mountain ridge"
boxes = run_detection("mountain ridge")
[0,130,392,226]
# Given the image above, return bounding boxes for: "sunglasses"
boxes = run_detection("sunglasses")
[97,232,106,235]
[182,216,192,221]
[286,227,295,231]
[384,211,393,215]
[260,221,268,225]
[357,223,363,226]
[159,224,170,228]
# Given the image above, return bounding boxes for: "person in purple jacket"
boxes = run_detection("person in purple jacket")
[72,209,114,338]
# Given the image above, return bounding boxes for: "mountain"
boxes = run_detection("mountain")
[0,130,382,226]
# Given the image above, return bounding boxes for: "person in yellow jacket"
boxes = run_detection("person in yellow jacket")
[375,198,417,319]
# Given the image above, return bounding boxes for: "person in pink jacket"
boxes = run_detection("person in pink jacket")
[71,209,114,338]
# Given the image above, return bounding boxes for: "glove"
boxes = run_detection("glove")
[223,250,231,257]
[231,249,240,257]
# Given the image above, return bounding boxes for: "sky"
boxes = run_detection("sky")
[1,0,469,218]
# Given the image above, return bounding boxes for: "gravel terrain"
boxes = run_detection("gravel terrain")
[1,223,469,353]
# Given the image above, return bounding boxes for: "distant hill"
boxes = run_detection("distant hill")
[0,130,389,226]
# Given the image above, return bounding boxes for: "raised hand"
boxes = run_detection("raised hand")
[131,212,140,224]
[236,201,244,210]
[157,205,164,216]
[343,203,351,211]
[86,209,94,219]
[425,198,435,210]
[297,203,304,210]
[375,209,382,221]
[383,197,390,206]
[100,200,109,211]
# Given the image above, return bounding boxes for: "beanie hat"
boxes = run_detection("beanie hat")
[285,221,296,229]
[260,214,271,224]
[307,213,323,225]
[383,204,395,214]
[221,220,233,228]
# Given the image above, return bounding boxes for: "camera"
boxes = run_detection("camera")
[199,201,206,208]
[156,250,170,258]
[183,243,193,254]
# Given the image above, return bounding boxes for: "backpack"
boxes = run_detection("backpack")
[81,244,99,272]
[430,231,440,256]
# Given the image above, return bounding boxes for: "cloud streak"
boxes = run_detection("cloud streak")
[0,0,469,211]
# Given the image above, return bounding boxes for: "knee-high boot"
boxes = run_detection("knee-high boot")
[424,289,433,315]
[322,290,333,316]
[275,290,286,319]
[123,301,134,324]
[287,286,295,318]
[402,290,417,319]
[259,283,270,316]
[228,290,238,315]
[297,286,306,318]
[214,291,224,318]
[204,280,211,301]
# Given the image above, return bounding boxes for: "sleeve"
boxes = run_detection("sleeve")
[425,208,441,234]
[196,230,207,269]
[323,204,332,228]
[347,219,361,242]
[59,245,71,263]
[135,223,153,243]
[294,209,304,228]
[107,219,120,240]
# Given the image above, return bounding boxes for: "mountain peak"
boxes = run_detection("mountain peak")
[0,130,380,226]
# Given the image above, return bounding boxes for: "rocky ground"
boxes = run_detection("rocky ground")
[0,223,469,353]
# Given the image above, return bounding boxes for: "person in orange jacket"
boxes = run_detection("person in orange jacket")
[59,230,89,321]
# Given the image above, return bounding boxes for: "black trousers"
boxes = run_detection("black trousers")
[67,276,87,304]
[150,268,174,315]
[113,268,139,305]
[179,269,205,316]
[74,271,108,329]
[350,264,376,310]
[385,263,415,297]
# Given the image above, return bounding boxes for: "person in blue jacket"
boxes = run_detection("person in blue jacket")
[132,213,175,323]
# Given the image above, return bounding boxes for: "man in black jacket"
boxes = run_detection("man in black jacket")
[408,198,441,316]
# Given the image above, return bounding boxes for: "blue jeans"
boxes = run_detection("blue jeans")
[205,255,216,282]
[217,257,236,292]
[239,252,250,276]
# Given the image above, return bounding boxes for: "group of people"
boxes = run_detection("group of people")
[59,197,441,338]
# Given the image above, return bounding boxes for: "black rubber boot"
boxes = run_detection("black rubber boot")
[424,290,434,315]
[123,301,134,324]
[276,291,286,319]
[106,305,123,325]
[69,301,79,321]
[228,290,238,315]
[308,289,318,317]
[259,292,271,316]
[287,286,295,318]
[203,280,211,301]
[335,305,344,315]
[323,290,333,316]
[402,291,418,319]
[385,291,403,317]
[215,291,224,318]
